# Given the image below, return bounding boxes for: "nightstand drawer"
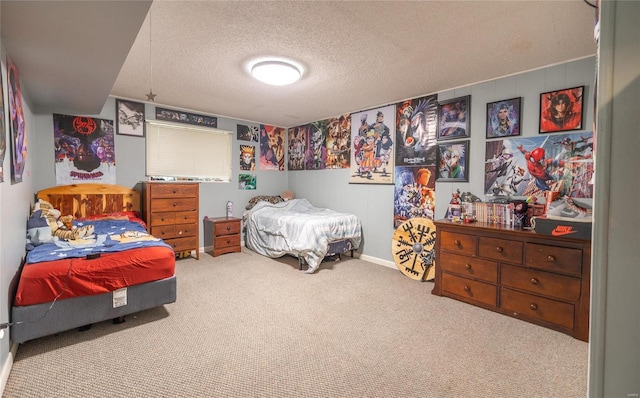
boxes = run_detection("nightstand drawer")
[500,288,574,330]
[501,264,581,302]
[214,220,241,236]
[439,253,498,283]
[525,243,582,276]
[442,273,497,307]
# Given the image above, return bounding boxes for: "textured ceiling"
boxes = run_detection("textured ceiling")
[2,1,597,128]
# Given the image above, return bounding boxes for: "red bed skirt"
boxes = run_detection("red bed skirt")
[15,246,176,306]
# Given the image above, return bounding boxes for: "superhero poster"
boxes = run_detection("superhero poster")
[393,166,436,228]
[53,114,116,185]
[485,131,594,200]
[7,56,27,184]
[304,120,328,170]
[350,104,395,185]
[287,124,307,170]
[239,145,255,171]
[539,86,584,133]
[395,95,438,167]
[325,114,351,169]
[259,124,285,171]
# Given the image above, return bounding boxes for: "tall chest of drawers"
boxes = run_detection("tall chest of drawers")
[141,182,200,260]
[432,220,590,341]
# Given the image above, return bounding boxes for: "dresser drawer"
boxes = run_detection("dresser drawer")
[439,253,498,283]
[440,231,476,256]
[442,273,497,307]
[174,211,198,225]
[164,236,197,252]
[214,219,241,236]
[150,198,198,213]
[525,243,582,277]
[500,288,574,330]
[501,264,581,302]
[479,236,523,264]
[150,212,175,226]
[150,183,198,198]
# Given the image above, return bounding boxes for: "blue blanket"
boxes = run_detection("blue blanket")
[26,219,173,264]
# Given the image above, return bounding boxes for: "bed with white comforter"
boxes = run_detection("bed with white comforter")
[245,199,362,273]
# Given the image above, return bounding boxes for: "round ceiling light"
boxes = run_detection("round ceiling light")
[251,61,301,86]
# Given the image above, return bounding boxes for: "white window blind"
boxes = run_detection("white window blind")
[146,120,232,181]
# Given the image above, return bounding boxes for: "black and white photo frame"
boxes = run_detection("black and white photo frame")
[116,99,146,137]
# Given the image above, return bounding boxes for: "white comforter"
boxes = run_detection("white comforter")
[245,199,362,273]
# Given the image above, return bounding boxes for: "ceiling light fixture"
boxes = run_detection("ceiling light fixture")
[250,61,302,86]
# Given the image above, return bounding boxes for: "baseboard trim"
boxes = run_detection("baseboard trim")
[0,343,18,396]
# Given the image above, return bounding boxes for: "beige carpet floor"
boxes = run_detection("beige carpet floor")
[3,249,588,397]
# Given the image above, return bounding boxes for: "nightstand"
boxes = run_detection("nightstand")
[204,216,241,257]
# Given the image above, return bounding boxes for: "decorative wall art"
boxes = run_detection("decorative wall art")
[484,131,594,200]
[539,86,584,133]
[437,95,470,140]
[156,107,218,128]
[305,120,328,170]
[239,145,256,171]
[53,113,116,184]
[7,56,27,183]
[116,99,146,137]
[239,174,256,190]
[395,95,438,167]
[287,124,307,170]
[259,124,285,171]
[486,97,521,139]
[237,124,259,142]
[325,114,351,169]
[349,104,396,184]
[436,140,469,182]
[0,68,6,183]
[393,165,436,228]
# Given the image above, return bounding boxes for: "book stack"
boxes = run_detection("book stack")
[473,202,515,227]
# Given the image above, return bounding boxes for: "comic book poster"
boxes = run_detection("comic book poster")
[485,131,594,200]
[237,124,258,142]
[7,56,27,183]
[325,114,351,169]
[393,166,436,228]
[350,104,395,184]
[0,69,6,183]
[395,95,438,167]
[239,174,256,190]
[239,145,256,171]
[287,125,306,171]
[305,120,328,170]
[53,114,116,184]
[259,124,285,171]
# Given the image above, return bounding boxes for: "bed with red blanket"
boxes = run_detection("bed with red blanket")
[11,184,177,344]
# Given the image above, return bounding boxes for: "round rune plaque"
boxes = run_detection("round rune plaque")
[391,218,437,281]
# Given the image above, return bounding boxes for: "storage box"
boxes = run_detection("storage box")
[531,216,592,240]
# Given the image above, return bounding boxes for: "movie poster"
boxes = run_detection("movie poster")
[259,124,285,171]
[395,95,438,167]
[53,114,116,184]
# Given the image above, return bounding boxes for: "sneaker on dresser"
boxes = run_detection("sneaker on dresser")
[546,196,593,222]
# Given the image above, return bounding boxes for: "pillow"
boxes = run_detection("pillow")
[245,195,283,210]
[78,211,140,221]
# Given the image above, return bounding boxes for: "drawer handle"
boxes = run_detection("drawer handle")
[454,240,461,246]
[464,264,471,270]
[547,255,556,262]
[226,226,231,231]
[496,246,503,253]
[530,278,539,285]
[530,303,538,311]
[172,203,177,207]
[463,285,470,292]
[173,190,177,194]
[226,239,231,244]
[161,217,166,221]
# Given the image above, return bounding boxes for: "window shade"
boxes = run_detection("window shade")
[146,120,232,181]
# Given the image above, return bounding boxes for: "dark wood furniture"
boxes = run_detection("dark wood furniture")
[432,220,590,341]
[141,182,200,260]
[204,216,241,257]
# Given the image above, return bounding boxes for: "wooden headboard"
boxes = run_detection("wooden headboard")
[36,184,140,218]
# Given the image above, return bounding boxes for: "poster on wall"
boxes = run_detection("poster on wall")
[259,125,285,171]
[393,166,436,228]
[7,56,27,184]
[239,145,256,171]
[0,69,6,183]
[287,125,307,170]
[239,174,256,190]
[349,104,396,184]
[395,95,438,167]
[304,120,328,170]
[53,114,116,184]
[237,124,258,142]
[325,114,351,169]
[484,131,594,200]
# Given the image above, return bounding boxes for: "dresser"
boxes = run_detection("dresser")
[432,220,590,341]
[141,182,200,260]
[204,216,241,257]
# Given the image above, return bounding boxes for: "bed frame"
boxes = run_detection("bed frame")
[11,184,177,344]
[297,240,355,270]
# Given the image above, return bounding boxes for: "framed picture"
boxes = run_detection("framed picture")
[156,107,218,128]
[116,99,146,137]
[436,140,469,182]
[437,95,470,140]
[539,86,584,133]
[486,97,521,139]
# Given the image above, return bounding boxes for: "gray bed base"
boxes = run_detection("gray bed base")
[10,275,176,344]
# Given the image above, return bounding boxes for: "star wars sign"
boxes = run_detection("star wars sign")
[391,218,436,281]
